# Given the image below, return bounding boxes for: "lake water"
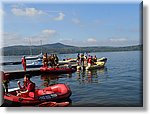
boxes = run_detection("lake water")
[1,51,143,107]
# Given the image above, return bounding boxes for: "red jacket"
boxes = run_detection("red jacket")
[87,58,92,64]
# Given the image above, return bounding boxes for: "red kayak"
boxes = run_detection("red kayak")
[4,84,72,106]
[40,67,76,74]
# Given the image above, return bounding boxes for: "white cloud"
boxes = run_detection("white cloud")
[54,12,65,21]
[30,29,57,44]
[42,29,56,35]
[11,7,46,16]
[72,18,85,27]
[2,32,27,47]
[109,38,127,42]
[87,38,97,43]
[72,18,81,24]
[60,38,98,47]
[11,6,65,22]
[2,28,57,47]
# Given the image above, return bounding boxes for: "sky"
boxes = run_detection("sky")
[1,1,142,47]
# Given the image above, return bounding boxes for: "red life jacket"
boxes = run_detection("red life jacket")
[88,58,92,63]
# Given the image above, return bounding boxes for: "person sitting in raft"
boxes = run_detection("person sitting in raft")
[91,56,94,65]
[93,55,97,64]
[17,77,27,91]
[17,74,35,97]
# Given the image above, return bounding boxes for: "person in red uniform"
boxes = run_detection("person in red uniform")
[87,55,92,67]
[17,74,35,97]
[22,56,26,71]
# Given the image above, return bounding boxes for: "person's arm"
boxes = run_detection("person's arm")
[17,81,23,89]
[17,89,29,96]
[19,83,31,93]
[20,89,29,93]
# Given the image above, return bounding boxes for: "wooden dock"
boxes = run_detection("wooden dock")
[4,68,41,80]
[1,61,22,65]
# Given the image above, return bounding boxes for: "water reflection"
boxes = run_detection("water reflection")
[40,74,59,87]
[76,67,108,84]
[40,73,73,88]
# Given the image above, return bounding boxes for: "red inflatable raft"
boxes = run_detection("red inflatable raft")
[37,101,70,107]
[40,67,76,74]
[4,84,72,106]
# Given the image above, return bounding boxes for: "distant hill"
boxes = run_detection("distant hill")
[42,43,75,48]
[2,43,142,56]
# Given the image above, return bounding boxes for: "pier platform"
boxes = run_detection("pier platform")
[3,64,78,80]
[4,68,41,80]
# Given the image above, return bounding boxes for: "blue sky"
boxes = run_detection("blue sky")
[2,1,142,47]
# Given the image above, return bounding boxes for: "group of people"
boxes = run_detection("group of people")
[21,53,59,71]
[77,53,97,67]
[43,53,59,68]
[3,53,98,97]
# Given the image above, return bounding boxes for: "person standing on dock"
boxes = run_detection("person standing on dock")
[22,56,26,71]
[43,53,48,67]
[54,54,59,67]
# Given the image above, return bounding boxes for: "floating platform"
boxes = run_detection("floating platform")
[2,62,105,80]
[3,64,78,80]
[1,61,22,65]
[4,68,41,80]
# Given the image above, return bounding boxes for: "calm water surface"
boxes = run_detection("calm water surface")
[2,51,143,106]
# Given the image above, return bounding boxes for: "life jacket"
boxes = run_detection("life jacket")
[88,58,92,63]
[94,57,97,62]
[81,54,84,59]
[27,81,35,92]
[43,56,47,62]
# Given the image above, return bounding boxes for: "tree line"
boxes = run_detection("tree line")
[2,43,142,56]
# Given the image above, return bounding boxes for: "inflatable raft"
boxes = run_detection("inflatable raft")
[59,59,77,65]
[77,61,106,71]
[4,84,72,106]
[86,61,106,70]
[97,57,107,62]
[37,101,70,107]
[40,67,76,74]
